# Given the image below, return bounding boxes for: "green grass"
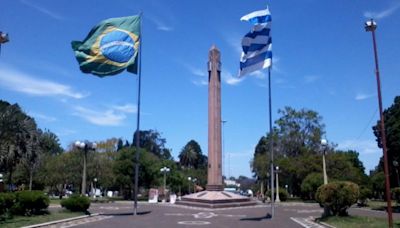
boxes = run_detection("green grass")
[0,211,84,228]
[50,198,62,205]
[319,216,400,228]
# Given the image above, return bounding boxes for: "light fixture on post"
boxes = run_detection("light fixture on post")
[321,139,328,185]
[160,167,170,203]
[365,18,393,228]
[187,177,192,194]
[75,140,97,196]
[275,166,280,203]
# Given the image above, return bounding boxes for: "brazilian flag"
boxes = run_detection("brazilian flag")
[72,15,140,77]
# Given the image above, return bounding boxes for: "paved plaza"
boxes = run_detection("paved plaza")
[40,201,400,228]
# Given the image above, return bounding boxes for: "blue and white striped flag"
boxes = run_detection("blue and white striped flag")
[239,8,272,77]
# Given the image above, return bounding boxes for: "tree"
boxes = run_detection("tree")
[301,173,323,200]
[0,101,38,188]
[178,140,207,169]
[373,96,400,187]
[113,147,162,199]
[275,106,325,157]
[132,130,172,160]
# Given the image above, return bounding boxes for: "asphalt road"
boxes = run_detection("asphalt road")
[47,202,327,228]
[43,201,400,228]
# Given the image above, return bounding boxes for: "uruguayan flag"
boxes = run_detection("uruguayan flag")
[239,8,272,77]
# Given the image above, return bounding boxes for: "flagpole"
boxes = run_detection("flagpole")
[268,67,275,218]
[133,12,143,216]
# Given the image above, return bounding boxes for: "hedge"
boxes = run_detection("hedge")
[316,181,359,216]
[61,194,90,212]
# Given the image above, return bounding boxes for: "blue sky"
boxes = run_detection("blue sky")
[1,0,399,178]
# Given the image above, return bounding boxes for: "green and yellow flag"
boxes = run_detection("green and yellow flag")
[71,15,140,77]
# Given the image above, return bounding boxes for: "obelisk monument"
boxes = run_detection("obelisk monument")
[207,45,223,191]
[177,45,254,208]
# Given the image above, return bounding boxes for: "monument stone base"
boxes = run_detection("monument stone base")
[176,190,256,208]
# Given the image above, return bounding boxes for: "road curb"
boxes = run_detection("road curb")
[21,213,100,228]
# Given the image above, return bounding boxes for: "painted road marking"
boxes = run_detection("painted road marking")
[166,211,246,219]
[290,217,326,228]
[177,221,211,225]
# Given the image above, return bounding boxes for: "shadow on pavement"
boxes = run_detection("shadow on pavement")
[240,213,272,221]
[99,211,152,216]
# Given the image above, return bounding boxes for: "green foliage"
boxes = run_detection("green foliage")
[316,181,360,216]
[267,188,289,202]
[373,96,400,187]
[392,187,400,204]
[61,195,90,212]
[301,173,323,200]
[370,171,385,199]
[0,192,16,218]
[178,140,207,169]
[12,191,49,215]
[358,187,372,207]
[132,130,172,160]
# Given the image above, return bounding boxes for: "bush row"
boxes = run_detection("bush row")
[0,191,49,219]
[61,194,90,212]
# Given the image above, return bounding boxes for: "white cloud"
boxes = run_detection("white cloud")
[249,70,266,79]
[355,93,375,101]
[338,139,380,155]
[192,79,208,86]
[30,112,57,122]
[146,14,173,32]
[20,0,63,20]
[112,104,137,113]
[304,75,320,84]
[56,129,77,137]
[364,3,400,19]
[222,72,243,86]
[185,65,207,77]
[0,68,88,99]
[73,106,126,126]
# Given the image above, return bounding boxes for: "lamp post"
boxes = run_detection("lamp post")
[285,184,288,196]
[321,139,328,185]
[75,140,97,196]
[187,177,192,194]
[93,178,98,198]
[275,166,280,203]
[160,167,170,203]
[0,173,3,192]
[192,178,197,193]
[365,18,393,228]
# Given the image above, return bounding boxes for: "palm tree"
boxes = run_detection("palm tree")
[179,140,205,169]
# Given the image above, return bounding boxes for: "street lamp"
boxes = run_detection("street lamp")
[93,178,98,198]
[275,166,280,203]
[160,167,170,203]
[0,173,4,192]
[321,139,328,185]
[192,178,197,193]
[188,177,192,194]
[75,140,97,196]
[365,18,393,228]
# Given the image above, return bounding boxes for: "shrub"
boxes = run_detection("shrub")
[267,188,289,202]
[301,173,323,200]
[392,187,400,204]
[358,187,372,207]
[315,181,359,216]
[61,195,90,212]
[12,191,49,216]
[0,192,16,219]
